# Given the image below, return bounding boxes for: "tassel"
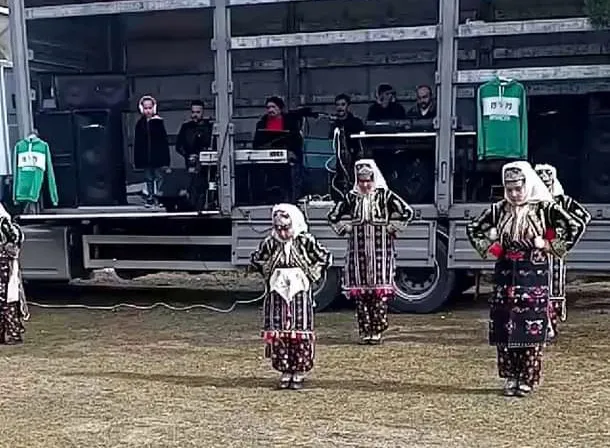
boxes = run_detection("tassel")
[488,242,504,259]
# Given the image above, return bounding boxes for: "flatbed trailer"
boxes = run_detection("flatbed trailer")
[6,0,610,312]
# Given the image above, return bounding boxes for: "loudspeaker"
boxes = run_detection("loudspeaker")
[54,74,128,110]
[35,111,79,208]
[73,110,127,206]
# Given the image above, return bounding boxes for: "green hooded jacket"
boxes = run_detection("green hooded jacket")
[12,135,59,205]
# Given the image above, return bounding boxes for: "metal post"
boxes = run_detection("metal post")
[212,0,234,215]
[284,2,300,108]
[434,0,458,214]
[8,0,34,139]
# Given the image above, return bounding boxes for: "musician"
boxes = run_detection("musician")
[366,84,407,122]
[174,100,216,209]
[406,85,437,120]
[252,96,318,202]
[175,100,214,167]
[330,93,365,151]
[329,94,365,200]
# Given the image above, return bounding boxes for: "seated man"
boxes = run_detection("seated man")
[366,84,407,122]
[407,85,437,120]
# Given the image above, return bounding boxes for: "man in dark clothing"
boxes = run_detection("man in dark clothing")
[175,100,214,166]
[407,85,437,120]
[366,84,407,122]
[175,100,216,210]
[329,94,365,200]
[251,96,318,203]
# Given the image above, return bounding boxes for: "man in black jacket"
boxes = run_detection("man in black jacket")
[329,93,365,200]
[175,100,214,166]
[406,85,437,121]
[366,84,407,122]
[175,100,216,210]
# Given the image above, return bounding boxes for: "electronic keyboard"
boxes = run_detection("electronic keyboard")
[199,149,289,165]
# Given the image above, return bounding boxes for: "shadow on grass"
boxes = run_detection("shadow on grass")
[64,370,499,396]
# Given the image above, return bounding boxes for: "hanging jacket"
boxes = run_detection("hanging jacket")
[12,136,59,205]
[477,77,528,160]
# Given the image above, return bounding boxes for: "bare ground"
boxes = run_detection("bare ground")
[0,291,609,448]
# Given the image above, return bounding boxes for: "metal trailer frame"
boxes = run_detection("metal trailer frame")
[9,0,610,311]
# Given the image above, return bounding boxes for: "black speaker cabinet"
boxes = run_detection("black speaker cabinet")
[35,111,79,208]
[73,109,127,206]
[34,109,127,208]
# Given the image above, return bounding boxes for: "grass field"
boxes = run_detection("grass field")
[0,289,608,448]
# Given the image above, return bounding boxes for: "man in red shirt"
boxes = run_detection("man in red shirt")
[251,96,318,203]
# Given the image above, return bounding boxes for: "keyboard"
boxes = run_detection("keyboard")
[235,149,288,165]
[199,149,289,165]
[364,120,412,134]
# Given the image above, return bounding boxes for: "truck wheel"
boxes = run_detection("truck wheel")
[313,268,341,312]
[390,235,455,314]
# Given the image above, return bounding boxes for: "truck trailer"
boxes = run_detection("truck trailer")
[4,0,610,313]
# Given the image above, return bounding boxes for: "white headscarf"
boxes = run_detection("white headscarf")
[0,203,10,219]
[271,203,308,237]
[502,161,553,205]
[352,159,388,192]
[534,163,565,196]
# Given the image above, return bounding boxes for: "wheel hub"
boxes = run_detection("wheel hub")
[394,262,441,302]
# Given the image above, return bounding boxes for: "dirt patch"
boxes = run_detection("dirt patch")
[74,268,265,291]
[1,298,608,448]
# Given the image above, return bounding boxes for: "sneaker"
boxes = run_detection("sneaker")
[369,333,383,345]
[515,383,532,397]
[278,373,291,390]
[503,379,518,396]
[290,374,304,390]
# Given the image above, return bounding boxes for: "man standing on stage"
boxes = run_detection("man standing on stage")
[329,93,365,200]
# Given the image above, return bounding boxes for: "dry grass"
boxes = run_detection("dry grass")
[0,292,609,448]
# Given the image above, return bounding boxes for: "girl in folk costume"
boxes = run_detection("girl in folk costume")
[534,164,590,340]
[466,161,584,397]
[251,204,332,390]
[328,159,414,345]
[0,205,29,345]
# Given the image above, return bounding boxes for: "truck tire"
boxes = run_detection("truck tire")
[390,235,455,314]
[313,267,341,312]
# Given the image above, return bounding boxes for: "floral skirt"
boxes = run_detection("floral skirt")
[489,250,550,348]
